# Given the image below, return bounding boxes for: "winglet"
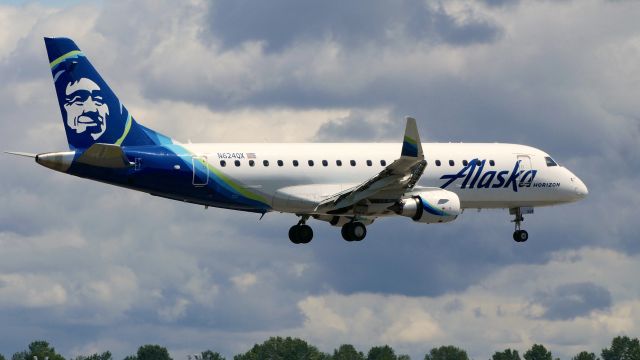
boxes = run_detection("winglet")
[400,117,423,159]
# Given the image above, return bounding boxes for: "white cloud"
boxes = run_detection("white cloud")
[294,247,640,359]
[76,266,139,315]
[381,308,441,343]
[298,296,349,334]
[189,282,220,308]
[290,263,309,277]
[130,100,350,143]
[0,227,86,251]
[231,273,257,292]
[0,273,67,307]
[158,297,191,322]
[0,4,56,60]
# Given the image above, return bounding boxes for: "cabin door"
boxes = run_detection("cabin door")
[192,156,209,186]
[517,155,532,171]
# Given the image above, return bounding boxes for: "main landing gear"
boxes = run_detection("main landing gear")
[289,216,313,244]
[288,216,369,244]
[510,207,529,242]
[341,221,367,242]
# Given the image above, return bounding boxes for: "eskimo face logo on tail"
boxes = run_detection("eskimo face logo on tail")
[63,78,108,140]
[440,159,537,192]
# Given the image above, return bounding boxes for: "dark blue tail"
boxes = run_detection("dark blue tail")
[45,37,172,149]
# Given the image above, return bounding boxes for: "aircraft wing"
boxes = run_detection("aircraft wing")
[315,117,426,213]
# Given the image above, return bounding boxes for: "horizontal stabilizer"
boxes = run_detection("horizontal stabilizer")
[4,151,37,158]
[76,143,131,168]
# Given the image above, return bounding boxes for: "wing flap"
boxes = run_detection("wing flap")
[315,117,426,213]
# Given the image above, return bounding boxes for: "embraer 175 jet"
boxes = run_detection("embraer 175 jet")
[7,38,588,244]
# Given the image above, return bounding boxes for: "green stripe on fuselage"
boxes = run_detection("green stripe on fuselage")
[179,146,269,206]
[205,164,269,205]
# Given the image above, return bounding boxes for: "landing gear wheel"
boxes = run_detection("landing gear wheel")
[341,222,367,242]
[297,224,313,243]
[510,207,529,243]
[289,225,300,244]
[289,224,313,244]
[351,222,366,241]
[341,223,354,242]
[513,230,528,242]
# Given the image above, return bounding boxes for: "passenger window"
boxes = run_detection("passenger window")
[322,160,328,167]
[380,160,386,166]
[263,160,269,167]
[462,160,468,166]
[449,160,455,166]
[350,160,356,166]
[308,160,314,166]
[249,160,255,167]
[293,160,299,167]
[545,156,558,167]
[277,160,283,167]
[366,160,372,166]
[489,160,495,166]
[234,160,241,167]
[336,160,342,166]
[220,160,226,167]
[435,160,441,166]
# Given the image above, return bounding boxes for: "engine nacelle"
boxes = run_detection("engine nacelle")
[392,189,461,224]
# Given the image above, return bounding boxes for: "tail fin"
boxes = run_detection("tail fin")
[45,37,172,149]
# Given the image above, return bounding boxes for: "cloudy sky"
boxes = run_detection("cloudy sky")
[1,0,639,359]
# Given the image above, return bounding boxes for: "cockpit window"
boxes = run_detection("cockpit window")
[545,156,558,167]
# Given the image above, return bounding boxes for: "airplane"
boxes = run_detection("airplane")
[6,37,588,244]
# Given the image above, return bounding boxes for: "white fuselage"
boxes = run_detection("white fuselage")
[179,142,588,215]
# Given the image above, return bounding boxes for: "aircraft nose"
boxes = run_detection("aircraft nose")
[572,176,588,199]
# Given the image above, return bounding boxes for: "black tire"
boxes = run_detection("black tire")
[289,225,301,244]
[513,230,528,242]
[351,222,367,241]
[519,230,528,242]
[341,223,354,242]
[298,224,313,244]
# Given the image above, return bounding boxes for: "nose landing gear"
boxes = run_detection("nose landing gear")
[513,229,528,242]
[510,207,530,242]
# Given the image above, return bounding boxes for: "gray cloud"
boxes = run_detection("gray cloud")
[480,0,521,7]
[314,109,396,142]
[207,0,502,52]
[533,282,612,320]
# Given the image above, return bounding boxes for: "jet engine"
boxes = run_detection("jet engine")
[390,189,461,223]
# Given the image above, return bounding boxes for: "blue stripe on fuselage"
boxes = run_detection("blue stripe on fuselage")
[65,145,271,213]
